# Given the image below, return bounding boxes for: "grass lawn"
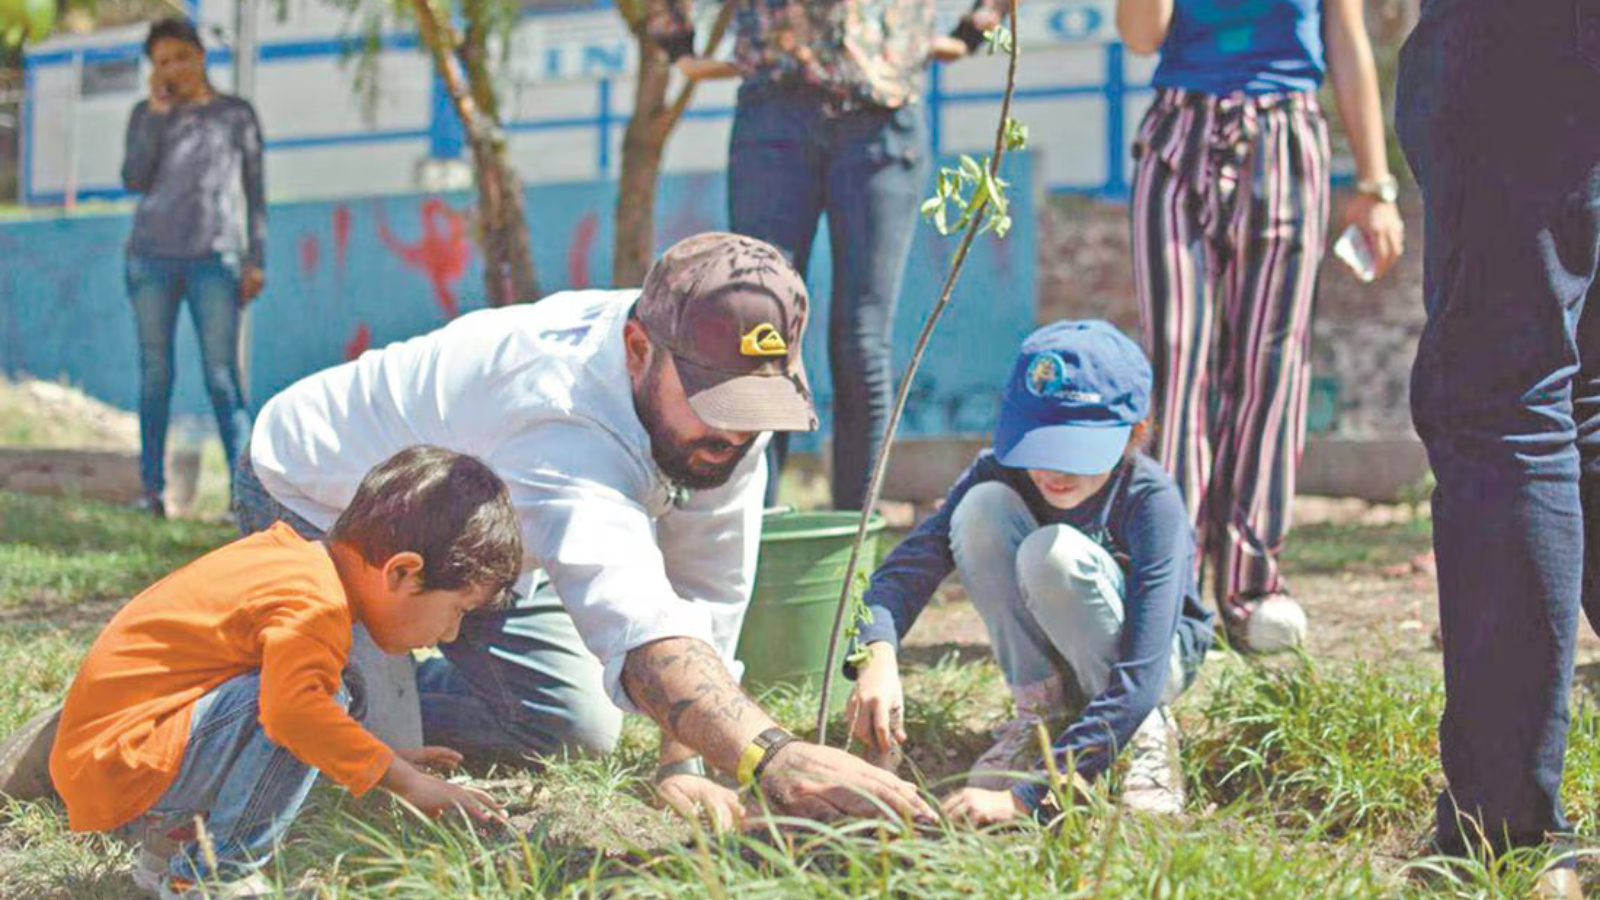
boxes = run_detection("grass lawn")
[0,491,1595,898]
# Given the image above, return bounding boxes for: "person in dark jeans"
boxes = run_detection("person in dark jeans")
[1397,2,1599,895]
[123,18,266,517]
[649,0,1004,511]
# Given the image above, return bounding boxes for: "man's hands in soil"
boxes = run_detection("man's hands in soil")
[757,741,935,823]
[655,774,745,832]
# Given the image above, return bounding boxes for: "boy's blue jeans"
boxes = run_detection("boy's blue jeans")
[131,673,344,882]
[727,83,930,511]
[126,251,253,500]
[1396,0,1600,858]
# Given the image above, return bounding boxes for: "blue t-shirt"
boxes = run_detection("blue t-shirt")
[1151,0,1325,95]
[853,451,1214,807]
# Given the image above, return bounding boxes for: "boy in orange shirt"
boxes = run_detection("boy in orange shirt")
[49,445,522,900]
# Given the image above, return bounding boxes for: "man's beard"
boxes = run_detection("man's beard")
[635,357,755,490]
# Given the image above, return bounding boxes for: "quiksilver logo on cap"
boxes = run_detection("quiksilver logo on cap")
[740,323,788,357]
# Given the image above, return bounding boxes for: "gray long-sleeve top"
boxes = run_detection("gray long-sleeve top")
[122,95,266,268]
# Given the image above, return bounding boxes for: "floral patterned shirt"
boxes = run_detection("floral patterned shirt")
[648,0,1006,111]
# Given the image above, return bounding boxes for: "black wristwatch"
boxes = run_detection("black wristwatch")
[737,726,797,788]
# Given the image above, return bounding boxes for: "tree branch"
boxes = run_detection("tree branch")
[815,1,1025,744]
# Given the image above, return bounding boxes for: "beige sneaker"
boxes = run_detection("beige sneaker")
[0,703,61,802]
[967,675,1067,790]
[1120,706,1185,816]
[1534,867,1581,900]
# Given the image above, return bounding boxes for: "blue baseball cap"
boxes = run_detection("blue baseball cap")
[993,320,1152,474]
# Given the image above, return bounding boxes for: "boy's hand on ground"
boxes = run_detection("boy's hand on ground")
[406,774,506,825]
[757,741,935,823]
[382,756,506,825]
[941,787,1026,826]
[845,642,907,757]
[655,774,744,833]
[396,745,464,773]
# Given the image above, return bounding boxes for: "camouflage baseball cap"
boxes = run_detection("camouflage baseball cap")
[636,232,819,433]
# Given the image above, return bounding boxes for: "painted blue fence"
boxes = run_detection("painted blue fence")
[0,156,1036,451]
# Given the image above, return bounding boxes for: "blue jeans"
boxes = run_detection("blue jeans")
[419,585,624,758]
[233,449,622,758]
[1397,1,1600,858]
[728,83,930,511]
[126,252,253,499]
[950,481,1188,701]
[133,673,342,882]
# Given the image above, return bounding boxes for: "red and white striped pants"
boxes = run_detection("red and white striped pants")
[1130,86,1331,609]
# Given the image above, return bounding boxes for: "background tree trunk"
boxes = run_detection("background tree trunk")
[612,38,671,286]
[611,0,733,287]
[413,0,539,305]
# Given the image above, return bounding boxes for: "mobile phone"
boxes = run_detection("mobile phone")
[1333,224,1376,283]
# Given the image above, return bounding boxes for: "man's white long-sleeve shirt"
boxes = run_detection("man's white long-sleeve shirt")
[250,289,766,710]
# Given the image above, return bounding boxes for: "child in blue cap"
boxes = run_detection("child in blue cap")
[845,320,1214,823]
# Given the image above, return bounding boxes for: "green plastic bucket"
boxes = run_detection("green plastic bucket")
[735,510,887,708]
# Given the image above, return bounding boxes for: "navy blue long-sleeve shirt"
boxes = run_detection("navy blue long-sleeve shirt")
[853,451,1213,808]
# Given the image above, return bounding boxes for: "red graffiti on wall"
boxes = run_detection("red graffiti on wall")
[568,211,599,290]
[298,235,321,278]
[345,323,372,360]
[376,199,469,319]
[332,205,352,277]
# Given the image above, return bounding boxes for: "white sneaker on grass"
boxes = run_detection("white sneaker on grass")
[1225,592,1308,654]
[158,871,275,900]
[1120,705,1185,816]
[131,823,184,896]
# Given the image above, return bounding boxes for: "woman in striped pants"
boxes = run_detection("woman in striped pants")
[1117,0,1405,652]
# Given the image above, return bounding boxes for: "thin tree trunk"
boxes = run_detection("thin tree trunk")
[613,41,672,287]
[612,2,735,286]
[412,0,539,305]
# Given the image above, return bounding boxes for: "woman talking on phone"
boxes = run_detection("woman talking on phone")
[1119,0,1404,653]
[122,18,265,517]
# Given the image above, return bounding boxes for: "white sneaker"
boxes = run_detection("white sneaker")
[158,871,275,900]
[1226,592,1307,654]
[1121,705,1185,816]
[131,823,184,896]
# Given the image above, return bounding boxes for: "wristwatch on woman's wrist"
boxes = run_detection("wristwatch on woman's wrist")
[1356,175,1399,204]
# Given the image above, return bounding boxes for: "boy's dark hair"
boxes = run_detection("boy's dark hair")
[144,18,204,58]
[329,446,522,605]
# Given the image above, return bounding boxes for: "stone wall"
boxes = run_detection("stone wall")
[1036,193,1426,440]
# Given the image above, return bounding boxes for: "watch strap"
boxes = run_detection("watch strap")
[736,726,796,788]
[1356,175,1399,203]
[655,756,707,783]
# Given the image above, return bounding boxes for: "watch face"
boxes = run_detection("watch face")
[1362,179,1398,203]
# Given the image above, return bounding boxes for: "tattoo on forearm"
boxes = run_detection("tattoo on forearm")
[623,638,768,754]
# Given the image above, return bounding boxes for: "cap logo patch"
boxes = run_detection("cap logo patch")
[740,323,789,357]
[1027,351,1101,402]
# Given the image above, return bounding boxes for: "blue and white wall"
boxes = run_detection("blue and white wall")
[21,0,1156,204]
